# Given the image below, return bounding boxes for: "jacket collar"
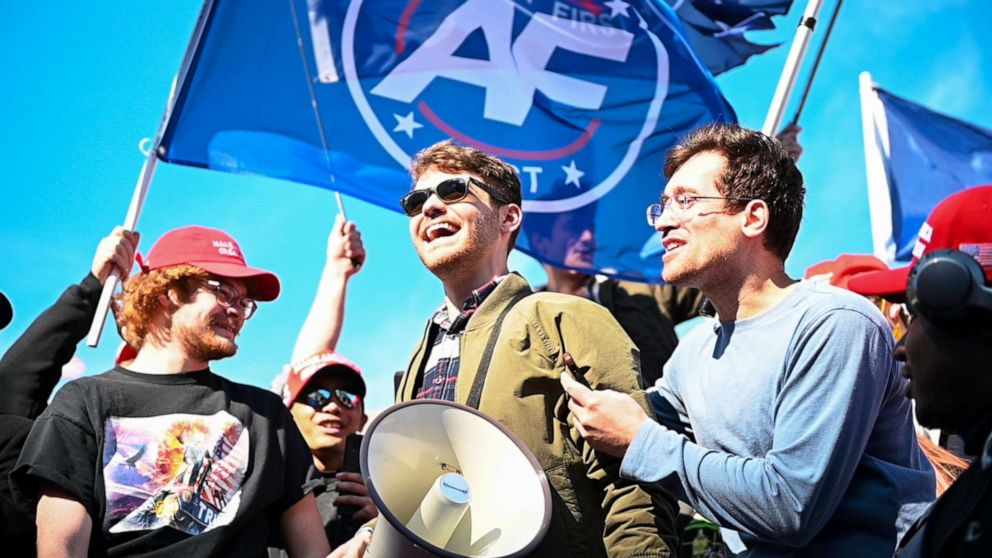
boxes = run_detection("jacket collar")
[400,273,533,405]
[462,272,533,333]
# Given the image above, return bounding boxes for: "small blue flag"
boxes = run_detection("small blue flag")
[664,0,794,75]
[861,77,992,262]
[160,0,735,283]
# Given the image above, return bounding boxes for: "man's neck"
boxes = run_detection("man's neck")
[441,262,509,316]
[128,343,209,374]
[312,448,344,473]
[704,264,797,322]
[544,266,591,297]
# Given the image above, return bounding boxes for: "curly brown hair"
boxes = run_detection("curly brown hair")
[114,265,207,348]
[664,123,805,261]
[410,140,523,251]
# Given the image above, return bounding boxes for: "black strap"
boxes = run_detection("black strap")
[466,291,530,409]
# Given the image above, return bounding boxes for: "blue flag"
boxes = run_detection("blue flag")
[664,0,793,75]
[160,0,735,283]
[861,76,992,262]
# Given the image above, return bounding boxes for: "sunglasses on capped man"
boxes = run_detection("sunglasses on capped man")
[400,176,512,216]
[302,388,362,410]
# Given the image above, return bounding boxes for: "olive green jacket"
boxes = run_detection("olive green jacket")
[397,273,676,557]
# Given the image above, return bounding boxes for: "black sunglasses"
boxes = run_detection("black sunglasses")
[400,176,512,216]
[303,388,361,410]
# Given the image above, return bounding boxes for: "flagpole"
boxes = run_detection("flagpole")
[788,0,844,126]
[86,147,159,346]
[287,0,348,222]
[761,0,826,136]
[858,71,895,262]
[85,0,218,347]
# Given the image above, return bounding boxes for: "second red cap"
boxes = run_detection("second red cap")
[848,185,992,298]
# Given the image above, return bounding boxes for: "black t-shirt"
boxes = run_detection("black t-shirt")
[12,367,311,558]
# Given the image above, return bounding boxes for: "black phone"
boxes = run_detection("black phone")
[336,433,364,516]
[342,433,363,474]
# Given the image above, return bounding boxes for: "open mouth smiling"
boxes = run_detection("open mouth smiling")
[423,221,461,243]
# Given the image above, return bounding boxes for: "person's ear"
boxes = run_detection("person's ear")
[740,199,771,239]
[358,412,369,432]
[159,288,182,311]
[501,203,523,236]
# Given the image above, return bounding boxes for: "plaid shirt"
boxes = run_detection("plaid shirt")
[414,277,502,401]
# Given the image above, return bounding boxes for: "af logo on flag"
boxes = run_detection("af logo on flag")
[159,0,734,281]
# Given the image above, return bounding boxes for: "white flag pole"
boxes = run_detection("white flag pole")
[85,146,159,346]
[761,0,826,136]
[85,0,217,347]
[859,71,895,262]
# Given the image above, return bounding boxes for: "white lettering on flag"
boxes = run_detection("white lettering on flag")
[370,0,634,126]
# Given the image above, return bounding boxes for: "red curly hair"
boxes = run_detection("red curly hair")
[113,265,207,348]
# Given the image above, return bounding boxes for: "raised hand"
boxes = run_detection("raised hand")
[91,227,139,284]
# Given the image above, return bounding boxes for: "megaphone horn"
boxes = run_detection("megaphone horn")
[361,400,552,558]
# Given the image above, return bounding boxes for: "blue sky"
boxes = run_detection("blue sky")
[2,1,990,412]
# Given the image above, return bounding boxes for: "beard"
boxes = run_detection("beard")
[417,209,501,280]
[176,319,238,362]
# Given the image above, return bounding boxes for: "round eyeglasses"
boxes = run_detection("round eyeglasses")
[201,279,258,319]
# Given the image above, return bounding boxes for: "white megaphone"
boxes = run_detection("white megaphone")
[360,400,552,557]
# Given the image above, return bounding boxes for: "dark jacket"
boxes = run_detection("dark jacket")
[897,398,992,557]
[397,273,677,557]
[0,274,103,557]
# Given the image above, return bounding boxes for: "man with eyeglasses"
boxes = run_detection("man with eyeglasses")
[12,226,329,557]
[562,123,934,556]
[331,140,676,558]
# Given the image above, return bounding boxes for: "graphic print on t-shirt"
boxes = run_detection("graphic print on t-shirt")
[102,411,249,535]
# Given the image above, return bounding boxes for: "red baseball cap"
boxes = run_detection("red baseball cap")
[848,185,992,299]
[804,254,889,290]
[139,226,280,301]
[282,351,366,408]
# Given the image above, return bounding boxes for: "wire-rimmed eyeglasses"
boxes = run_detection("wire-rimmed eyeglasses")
[645,194,755,226]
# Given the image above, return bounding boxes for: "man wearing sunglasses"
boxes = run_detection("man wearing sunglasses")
[847,185,992,557]
[13,226,328,557]
[562,124,934,557]
[274,351,372,553]
[333,140,677,558]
